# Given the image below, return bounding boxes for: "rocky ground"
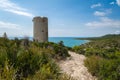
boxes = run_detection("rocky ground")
[58,51,97,80]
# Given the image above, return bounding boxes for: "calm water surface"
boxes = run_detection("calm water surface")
[49,37,88,47]
[10,37,88,47]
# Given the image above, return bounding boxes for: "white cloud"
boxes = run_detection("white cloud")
[0,0,34,18]
[5,9,34,17]
[91,3,101,8]
[0,21,21,29]
[94,11,106,16]
[94,9,112,17]
[100,17,112,22]
[0,21,33,37]
[110,2,115,5]
[115,30,120,34]
[85,17,120,28]
[116,0,120,6]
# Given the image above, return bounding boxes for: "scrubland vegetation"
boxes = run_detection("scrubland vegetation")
[0,37,71,80]
[1,34,120,80]
[73,34,120,80]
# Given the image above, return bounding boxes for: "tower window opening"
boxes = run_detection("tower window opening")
[42,19,45,22]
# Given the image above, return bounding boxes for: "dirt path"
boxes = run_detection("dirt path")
[59,51,96,80]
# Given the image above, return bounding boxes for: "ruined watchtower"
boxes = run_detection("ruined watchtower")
[33,16,48,42]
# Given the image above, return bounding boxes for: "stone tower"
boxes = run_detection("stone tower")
[33,16,48,42]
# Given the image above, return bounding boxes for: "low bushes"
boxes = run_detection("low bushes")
[0,38,70,80]
[85,56,120,80]
[73,37,120,80]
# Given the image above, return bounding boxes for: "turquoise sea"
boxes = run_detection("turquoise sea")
[49,37,88,47]
[10,37,88,47]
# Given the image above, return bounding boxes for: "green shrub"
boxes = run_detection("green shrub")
[98,59,120,80]
[73,46,85,54]
[85,56,120,80]
[0,48,7,66]
[75,37,120,80]
[84,56,101,76]
[0,38,70,80]
[0,60,16,80]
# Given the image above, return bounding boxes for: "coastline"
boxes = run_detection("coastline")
[9,37,89,47]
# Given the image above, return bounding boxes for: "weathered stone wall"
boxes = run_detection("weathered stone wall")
[33,16,48,42]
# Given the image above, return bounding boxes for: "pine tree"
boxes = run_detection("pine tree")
[3,32,7,39]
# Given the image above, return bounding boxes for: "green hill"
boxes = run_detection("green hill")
[76,34,120,40]
[73,34,120,80]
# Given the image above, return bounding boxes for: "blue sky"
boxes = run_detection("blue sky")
[0,0,120,37]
